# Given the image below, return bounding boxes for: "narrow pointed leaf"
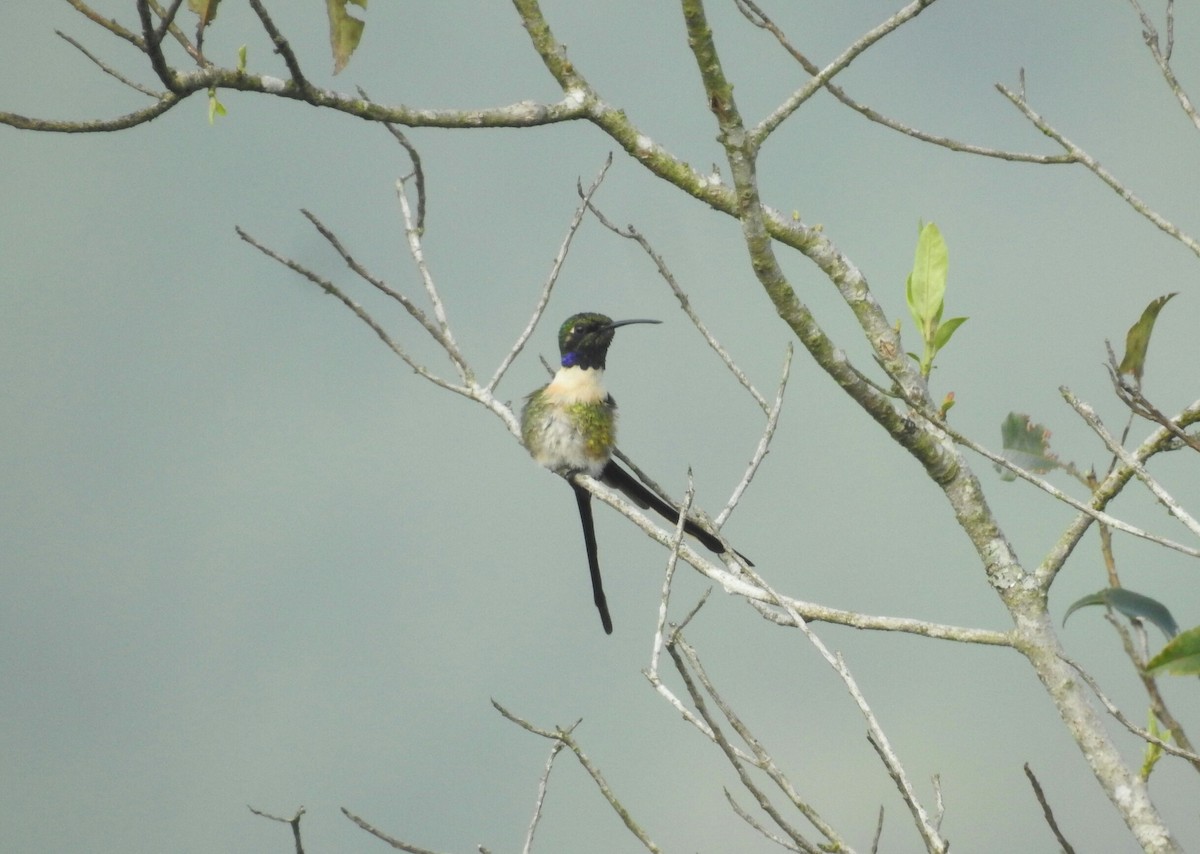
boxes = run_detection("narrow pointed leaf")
[1063,587,1178,639]
[1118,292,1177,381]
[906,223,948,340]
[1062,591,1110,626]
[996,412,1060,480]
[932,316,968,351]
[1146,625,1200,675]
[328,0,367,75]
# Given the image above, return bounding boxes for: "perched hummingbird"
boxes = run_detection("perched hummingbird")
[521,312,747,634]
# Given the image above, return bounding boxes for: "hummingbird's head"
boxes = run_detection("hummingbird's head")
[557,312,661,370]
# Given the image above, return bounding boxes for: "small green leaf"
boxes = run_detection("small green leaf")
[328,0,368,75]
[1063,587,1179,639]
[939,391,956,418]
[1118,292,1177,382]
[997,413,1060,480]
[1146,625,1200,675]
[906,222,948,340]
[207,88,226,124]
[237,44,247,72]
[932,316,968,351]
[1140,710,1168,779]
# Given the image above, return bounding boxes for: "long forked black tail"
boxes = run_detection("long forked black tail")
[599,461,752,566]
[571,482,613,634]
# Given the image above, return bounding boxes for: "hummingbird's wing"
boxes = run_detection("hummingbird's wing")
[571,481,614,634]
[599,460,752,565]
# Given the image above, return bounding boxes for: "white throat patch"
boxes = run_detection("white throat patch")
[542,366,608,404]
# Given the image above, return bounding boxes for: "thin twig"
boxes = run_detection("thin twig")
[64,0,145,49]
[738,564,948,852]
[491,702,663,853]
[643,593,733,752]
[724,789,803,852]
[396,176,471,381]
[667,639,825,853]
[522,740,566,854]
[1023,764,1076,854]
[1103,611,1200,774]
[247,806,306,854]
[717,343,791,526]
[248,0,309,90]
[733,0,1072,164]
[583,201,769,412]
[750,0,942,145]
[55,30,162,96]
[1038,398,1200,585]
[361,85,427,234]
[1061,655,1200,766]
[648,474,696,678]
[997,83,1200,259]
[235,226,467,395]
[1126,0,1199,132]
[299,208,462,367]
[908,401,1200,561]
[342,806,448,854]
[870,806,885,854]
[489,154,613,393]
[1062,387,1200,539]
[679,636,849,850]
[1104,344,1200,452]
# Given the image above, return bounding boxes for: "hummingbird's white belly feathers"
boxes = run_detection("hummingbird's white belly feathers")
[531,407,611,476]
[524,366,616,477]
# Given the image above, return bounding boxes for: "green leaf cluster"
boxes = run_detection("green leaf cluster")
[905,222,967,379]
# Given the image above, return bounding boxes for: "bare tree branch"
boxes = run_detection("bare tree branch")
[733,0,1072,163]
[491,702,663,853]
[1104,343,1200,452]
[522,740,566,854]
[750,0,943,146]
[1062,655,1200,769]
[718,343,791,527]
[1126,0,1199,131]
[724,788,804,852]
[248,0,309,90]
[489,154,613,393]
[54,29,162,96]
[915,404,1200,562]
[997,83,1200,259]
[135,0,183,91]
[667,637,828,853]
[234,225,467,396]
[1062,387,1200,540]
[1023,764,1076,854]
[64,0,145,49]
[342,806,449,854]
[248,805,306,854]
[583,200,770,413]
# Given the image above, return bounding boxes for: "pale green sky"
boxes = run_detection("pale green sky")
[3,2,1199,852]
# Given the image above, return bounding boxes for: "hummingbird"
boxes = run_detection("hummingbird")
[520,312,748,634]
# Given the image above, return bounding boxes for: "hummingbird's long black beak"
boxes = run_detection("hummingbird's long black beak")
[604,318,662,331]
